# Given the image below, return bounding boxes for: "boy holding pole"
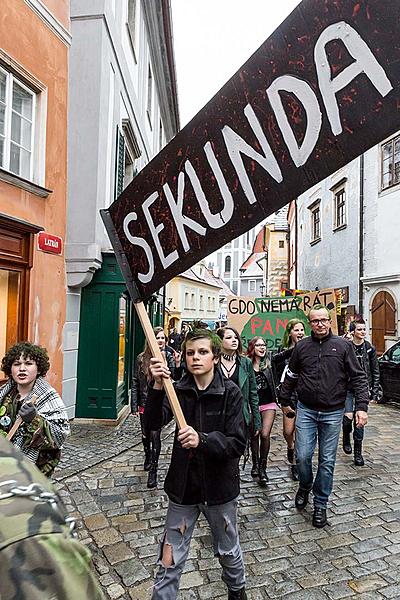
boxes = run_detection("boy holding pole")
[146,328,247,600]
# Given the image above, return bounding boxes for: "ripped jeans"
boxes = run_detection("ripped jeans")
[152,498,245,599]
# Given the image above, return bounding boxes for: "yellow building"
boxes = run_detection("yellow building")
[166,263,222,332]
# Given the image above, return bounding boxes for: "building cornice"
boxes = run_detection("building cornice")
[361,273,400,285]
[24,0,71,46]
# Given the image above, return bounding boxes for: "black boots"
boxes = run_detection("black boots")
[147,461,158,488]
[250,454,259,478]
[290,464,299,481]
[295,488,310,510]
[354,441,365,466]
[142,437,151,471]
[312,507,327,528]
[228,588,247,600]
[258,460,268,486]
[342,416,352,454]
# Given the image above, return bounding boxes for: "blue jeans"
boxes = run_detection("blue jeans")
[295,401,344,509]
[344,391,364,442]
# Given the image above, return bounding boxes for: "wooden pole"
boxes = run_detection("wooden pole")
[134,301,187,429]
[6,395,38,441]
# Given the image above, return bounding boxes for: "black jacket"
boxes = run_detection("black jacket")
[145,368,246,506]
[131,351,176,412]
[348,340,380,400]
[280,331,370,413]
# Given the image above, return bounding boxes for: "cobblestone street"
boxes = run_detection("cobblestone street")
[55,403,400,600]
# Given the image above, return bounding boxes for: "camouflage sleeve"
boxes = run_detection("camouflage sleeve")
[21,414,57,450]
[0,533,105,600]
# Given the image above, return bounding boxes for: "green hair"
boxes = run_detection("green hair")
[282,319,306,349]
[182,328,222,358]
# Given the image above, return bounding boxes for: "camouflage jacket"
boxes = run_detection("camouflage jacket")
[0,378,70,477]
[0,436,105,600]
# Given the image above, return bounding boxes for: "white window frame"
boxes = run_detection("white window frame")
[126,0,138,63]
[248,280,256,292]
[309,202,321,244]
[0,67,36,181]
[333,187,347,230]
[381,134,400,190]
[146,65,153,128]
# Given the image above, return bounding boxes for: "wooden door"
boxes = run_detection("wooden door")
[371,291,396,355]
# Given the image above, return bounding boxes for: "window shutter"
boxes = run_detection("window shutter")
[115,126,125,199]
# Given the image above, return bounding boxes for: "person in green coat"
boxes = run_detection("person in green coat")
[217,327,261,438]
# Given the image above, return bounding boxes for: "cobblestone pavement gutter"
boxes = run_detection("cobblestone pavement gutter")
[55,404,400,599]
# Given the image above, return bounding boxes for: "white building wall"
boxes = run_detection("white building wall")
[64,0,177,416]
[362,137,400,344]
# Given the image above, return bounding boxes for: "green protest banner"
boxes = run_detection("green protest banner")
[227,289,338,351]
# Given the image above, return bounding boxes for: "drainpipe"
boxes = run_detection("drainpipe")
[359,154,364,316]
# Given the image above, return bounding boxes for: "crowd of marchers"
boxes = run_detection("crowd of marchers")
[0,305,379,600]
[129,305,376,599]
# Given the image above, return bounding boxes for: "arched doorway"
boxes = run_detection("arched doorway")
[371,291,396,355]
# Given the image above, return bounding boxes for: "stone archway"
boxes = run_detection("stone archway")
[371,290,396,355]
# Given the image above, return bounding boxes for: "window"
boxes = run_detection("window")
[248,280,256,292]
[199,294,204,311]
[147,66,153,127]
[0,67,36,180]
[184,292,189,309]
[115,121,141,197]
[127,0,137,58]
[191,293,195,309]
[382,135,400,190]
[333,188,346,229]
[224,255,231,273]
[159,120,164,150]
[279,240,285,248]
[309,203,321,243]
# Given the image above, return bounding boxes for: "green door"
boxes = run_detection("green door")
[76,254,163,420]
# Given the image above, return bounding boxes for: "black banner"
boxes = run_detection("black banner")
[102,0,400,300]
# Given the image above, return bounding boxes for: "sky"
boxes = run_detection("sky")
[171,0,301,127]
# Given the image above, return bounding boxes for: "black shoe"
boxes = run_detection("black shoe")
[228,588,247,600]
[147,464,158,488]
[354,441,364,466]
[250,459,259,478]
[295,487,310,510]
[312,507,327,528]
[258,460,268,487]
[290,464,299,481]
[287,447,295,464]
[144,451,151,471]
[342,416,352,455]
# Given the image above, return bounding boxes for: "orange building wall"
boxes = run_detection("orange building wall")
[0,0,69,391]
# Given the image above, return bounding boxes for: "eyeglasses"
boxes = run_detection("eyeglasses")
[254,343,266,347]
[310,318,330,325]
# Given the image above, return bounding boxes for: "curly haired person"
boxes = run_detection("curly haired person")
[0,342,70,476]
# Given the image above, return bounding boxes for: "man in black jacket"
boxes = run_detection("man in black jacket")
[279,306,369,528]
[145,328,247,600]
[342,318,380,466]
